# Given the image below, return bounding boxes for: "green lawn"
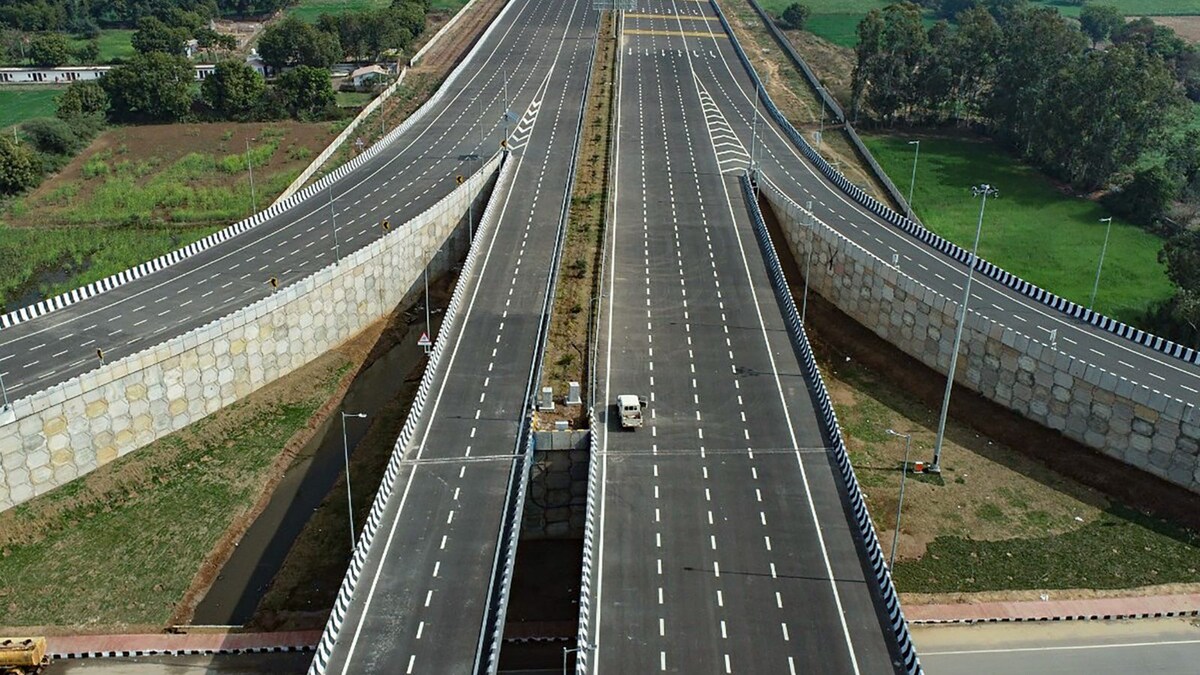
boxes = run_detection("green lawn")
[0,87,62,128]
[862,133,1175,324]
[1030,0,1200,16]
[429,0,469,10]
[65,29,135,64]
[336,90,376,108]
[288,0,389,22]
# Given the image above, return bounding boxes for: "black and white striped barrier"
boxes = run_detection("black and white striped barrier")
[709,0,1199,370]
[741,173,922,675]
[1,0,523,334]
[575,412,600,674]
[912,606,1200,626]
[54,644,314,660]
[305,153,514,675]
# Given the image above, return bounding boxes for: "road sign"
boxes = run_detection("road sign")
[417,331,432,347]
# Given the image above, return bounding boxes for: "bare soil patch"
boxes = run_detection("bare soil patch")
[1150,15,1200,43]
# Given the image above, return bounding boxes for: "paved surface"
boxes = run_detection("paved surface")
[906,592,1200,623]
[0,0,579,403]
[321,0,598,672]
[45,631,318,657]
[913,617,1200,674]
[586,7,900,673]
[668,0,1200,404]
[50,653,311,674]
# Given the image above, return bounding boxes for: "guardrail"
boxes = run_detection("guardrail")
[741,171,922,675]
[0,0,522,333]
[308,151,512,675]
[710,0,1200,368]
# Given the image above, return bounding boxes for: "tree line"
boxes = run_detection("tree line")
[851,0,1200,342]
[0,0,287,34]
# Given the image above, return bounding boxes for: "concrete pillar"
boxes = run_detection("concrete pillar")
[539,386,555,412]
[566,381,582,405]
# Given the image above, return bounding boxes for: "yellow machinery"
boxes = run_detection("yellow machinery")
[0,637,48,675]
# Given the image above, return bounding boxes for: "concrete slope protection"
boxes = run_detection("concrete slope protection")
[313,0,599,673]
[675,0,1200,412]
[0,0,578,407]
[585,6,906,673]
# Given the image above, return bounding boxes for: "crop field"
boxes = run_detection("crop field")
[862,133,1174,324]
[0,87,62,128]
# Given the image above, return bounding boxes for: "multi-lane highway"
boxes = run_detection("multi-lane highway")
[636,0,1200,406]
[586,6,903,672]
[0,0,585,404]
[317,0,598,672]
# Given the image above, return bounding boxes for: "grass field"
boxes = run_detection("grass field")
[288,0,389,22]
[820,338,1200,595]
[862,133,1174,324]
[0,87,62,128]
[84,29,136,63]
[0,351,350,627]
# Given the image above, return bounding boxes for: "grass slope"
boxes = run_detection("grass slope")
[0,88,62,128]
[862,133,1174,324]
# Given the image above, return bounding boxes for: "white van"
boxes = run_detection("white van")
[617,394,645,429]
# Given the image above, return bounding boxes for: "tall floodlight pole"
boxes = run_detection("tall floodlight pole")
[930,183,997,473]
[329,183,342,263]
[245,138,257,214]
[818,85,826,150]
[906,140,920,220]
[884,429,912,571]
[1090,217,1114,310]
[341,411,367,549]
[502,69,511,143]
[0,369,11,415]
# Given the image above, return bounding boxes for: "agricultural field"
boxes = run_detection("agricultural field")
[0,121,337,312]
[75,29,136,63]
[287,0,390,22]
[862,133,1175,325]
[0,87,62,128]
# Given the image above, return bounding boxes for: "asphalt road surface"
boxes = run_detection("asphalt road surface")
[913,618,1200,674]
[319,0,598,672]
[634,0,1200,408]
[586,8,902,673]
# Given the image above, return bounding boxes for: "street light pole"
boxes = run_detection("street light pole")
[906,140,920,220]
[0,368,11,415]
[245,138,257,214]
[502,69,510,142]
[885,429,912,571]
[341,411,367,549]
[930,183,997,473]
[329,183,341,263]
[563,643,595,674]
[1090,217,1113,310]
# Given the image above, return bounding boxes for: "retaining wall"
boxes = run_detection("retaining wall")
[0,156,501,511]
[760,176,1200,494]
[523,430,588,539]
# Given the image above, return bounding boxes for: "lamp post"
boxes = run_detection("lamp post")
[563,642,595,674]
[329,183,341,264]
[818,84,826,151]
[749,72,767,178]
[245,137,257,214]
[906,140,920,220]
[341,411,368,549]
[0,368,11,416]
[1090,217,1113,311]
[884,429,912,571]
[930,183,997,473]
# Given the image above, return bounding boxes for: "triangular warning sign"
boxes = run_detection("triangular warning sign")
[417,331,432,347]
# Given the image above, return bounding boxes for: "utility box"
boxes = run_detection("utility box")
[566,381,582,405]
[539,386,555,412]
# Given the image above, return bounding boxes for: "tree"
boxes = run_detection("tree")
[936,0,977,20]
[1079,4,1123,48]
[55,80,108,118]
[1160,228,1200,293]
[28,31,71,66]
[75,38,99,63]
[1103,164,1180,227]
[273,65,335,120]
[132,15,189,55]
[0,136,41,195]
[102,51,195,122]
[852,3,928,123]
[257,16,340,69]
[1114,17,1187,62]
[779,3,810,30]
[201,60,265,120]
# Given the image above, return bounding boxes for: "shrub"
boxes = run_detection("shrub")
[21,117,81,156]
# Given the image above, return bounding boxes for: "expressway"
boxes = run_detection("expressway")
[318,0,598,672]
[587,8,902,673]
[0,0,585,404]
[635,0,1200,407]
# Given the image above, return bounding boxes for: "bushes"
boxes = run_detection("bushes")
[22,117,84,155]
[0,137,41,194]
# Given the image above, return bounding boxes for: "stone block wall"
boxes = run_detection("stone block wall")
[523,430,588,539]
[0,158,500,511]
[761,179,1200,494]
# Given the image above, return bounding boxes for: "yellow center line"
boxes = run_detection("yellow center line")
[623,28,728,38]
